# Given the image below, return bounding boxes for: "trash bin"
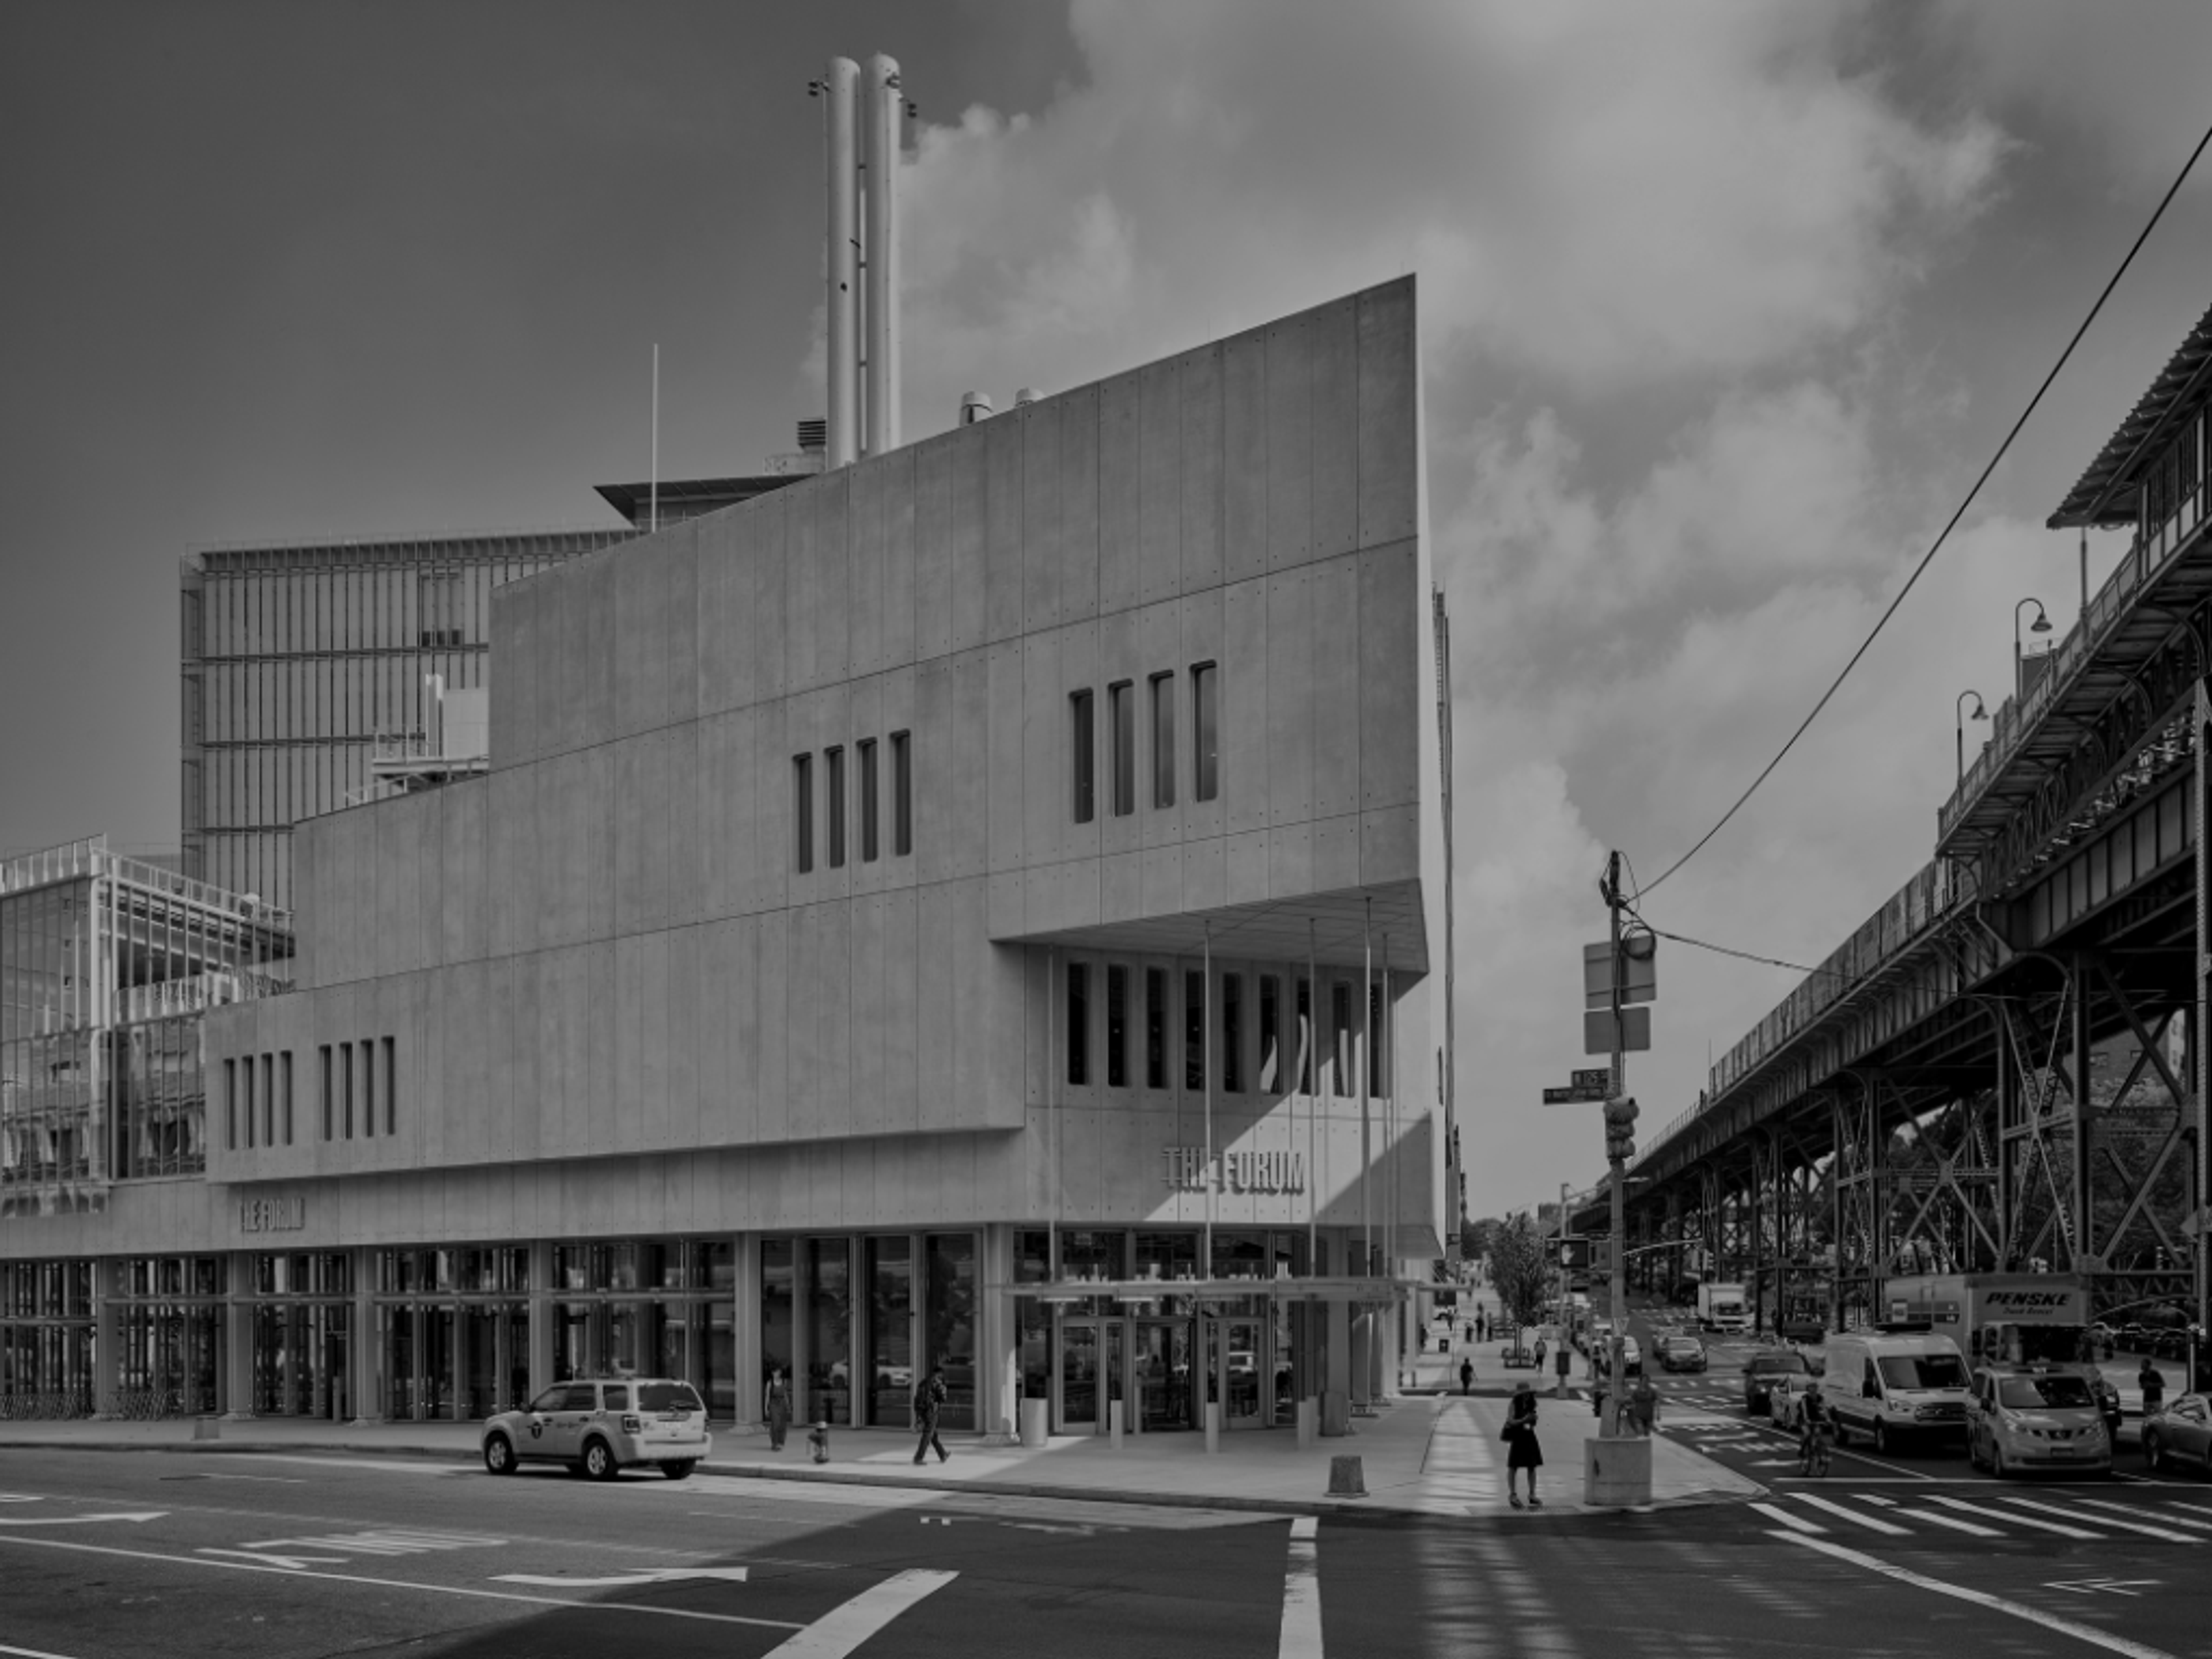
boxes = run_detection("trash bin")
[1018,1396,1049,1449]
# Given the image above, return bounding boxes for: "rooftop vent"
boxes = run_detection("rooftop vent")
[959,391,994,425]
[797,418,827,453]
[1013,387,1041,407]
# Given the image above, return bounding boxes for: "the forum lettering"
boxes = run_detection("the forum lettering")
[1160,1147,1305,1194]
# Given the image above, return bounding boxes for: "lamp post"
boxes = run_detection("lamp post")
[1956,690,1988,784]
[2014,597,2052,699]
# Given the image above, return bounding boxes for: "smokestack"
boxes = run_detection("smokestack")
[862,54,902,457]
[821,58,860,470]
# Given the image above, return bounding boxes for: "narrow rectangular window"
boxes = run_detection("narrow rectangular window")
[1070,691,1096,823]
[225,1059,238,1150]
[1297,979,1313,1093]
[1192,662,1219,802]
[1066,962,1090,1086]
[361,1039,376,1138]
[1146,968,1166,1089]
[340,1041,354,1138]
[320,1045,332,1140]
[859,738,880,862]
[891,730,912,856]
[794,754,815,873]
[1259,976,1280,1093]
[825,746,846,868]
[1222,973,1244,1093]
[1107,965,1128,1088]
[1332,984,1351,1099]
[243,1056,256,1149]
[282,1051,295,1145]
[1184,971,1205,1091]
[382,1035,396,1134]
[1150,672,1176,808]
[1108,681,1135,817]
[261,1053,275,1147]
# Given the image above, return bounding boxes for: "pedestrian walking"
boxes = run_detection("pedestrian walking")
[1475,1311,1487,1344]
[1503,1380,1543,1508]
[2139,1356,2166,1421]
[912,1365,950,1464]
[1460,1355,1475,1396]
[1533,1336,1547,1371]
[764,1368,791,1451]
[1628,1373,1659,1435]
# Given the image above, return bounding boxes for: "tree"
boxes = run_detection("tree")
[1489,1213,1551,1357]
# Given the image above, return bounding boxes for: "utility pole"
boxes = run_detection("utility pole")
[1555,1181,1570,1400]
[1602,851,1630,1438]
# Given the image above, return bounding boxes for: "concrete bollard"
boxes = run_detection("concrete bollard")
[1204,1399,1221,1454]
[1018,1397,1049,1449]
[1296,1396,1317,1449]
[1327,1455,1366,1496]
[1109,1397,1124,1450]
[192,1416,221,1441]
[1583,1433,1654,1507]
[1320,1391,1350,1438]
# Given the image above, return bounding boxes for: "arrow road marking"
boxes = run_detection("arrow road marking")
[199,1548,349,1569]
[495,1567,751,1590]
[2046,1579,2160,1598]
[0,1513,163,1527]
[759,1569,958,1657]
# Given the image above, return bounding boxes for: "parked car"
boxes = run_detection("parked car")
[1656,1335,1707,1374]
[2141,1393,2212,1475]
[1743,1350,1810,1416]
[481,1377,711,1480]
[1965,1366,2111,1478]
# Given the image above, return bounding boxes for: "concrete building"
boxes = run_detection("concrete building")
[7,279,1448,1438]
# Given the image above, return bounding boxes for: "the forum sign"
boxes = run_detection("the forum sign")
[1160,1147,1306,1194]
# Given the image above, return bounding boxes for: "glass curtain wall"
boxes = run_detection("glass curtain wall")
[0,1260,94,1419]
[112,1256,226,1418]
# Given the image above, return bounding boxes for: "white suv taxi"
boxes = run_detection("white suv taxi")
[482,1377,712,1480]
[1965,1366,2111,1478]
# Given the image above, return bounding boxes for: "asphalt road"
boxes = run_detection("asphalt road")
[1,1416,2209,1657]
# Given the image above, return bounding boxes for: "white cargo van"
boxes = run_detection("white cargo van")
[1820,1329,1972,1453]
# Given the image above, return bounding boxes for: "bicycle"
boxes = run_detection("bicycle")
[1797,1421,1833,1478]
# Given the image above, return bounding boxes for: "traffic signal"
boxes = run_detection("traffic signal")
[1603,1095,1639,1163]
[1554,1236,1591,1270]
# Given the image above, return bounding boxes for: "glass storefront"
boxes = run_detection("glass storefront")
[248,1252,351,1419]
[112,1256,226,1418]
[546,1237,735,1421]
[0,1260,94,1419]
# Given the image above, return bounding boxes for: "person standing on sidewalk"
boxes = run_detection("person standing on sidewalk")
[764,1368,791,1451]
[2139,1355,2166,1423]
[1460,1355,1475,1396]
[912,1366,950,1464]
[1504,1380,1543,1509]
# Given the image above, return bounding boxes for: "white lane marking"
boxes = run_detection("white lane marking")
[1988,1497,2196,1543]
[1896,1508,2001,1537]
[496,1566,752,1589]
[1790,1494,1910,1535]
[200,1547,349,1569]
[2073,1498,2212,1534]
[213,1455,462,1476]
[760,1569,958,1657]
[0,1512,162,1528]
[0,1644,85,1659]
[1858,1493,1899,1506]
[1926,1495,2101,1540]
[1749,1503,1824,1535]
[2047,1579,2160,1598]
[238,1528,504,1560]
[0,1532,803,1630]
[1279,1517,1323,1659]
[1777,1533,2182,1659]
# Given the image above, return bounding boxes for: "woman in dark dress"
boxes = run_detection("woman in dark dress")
[764,1368,792,1451]
[1505,1379,1543,1508]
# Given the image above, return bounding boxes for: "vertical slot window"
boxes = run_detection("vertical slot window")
[382,1036,396,1134]
[1070,691,1095,823]
[1331,985,1351,1098]
[1150,672,1175,808]
[794,755,815,873]
[320,1045,333,1140]
[1259,976,1280,1093]
[1107,965,1128,1088]
[1192,662,1219,802]
[891,730,912,856]
[340,1041,355,1138]
[243,1056,256,1149]
[1222,974,1244,1093]
[362,1039,376,1138]
[1184,971,1205,1091]
[859,738,880,862]
[1145,968,1166,1089]
[826,746,846,868]
[1108,681,1135,816]
[1066,962,1090,1086]
[282,1051,295,1145]
[261,1054,275,1147]
[225,1059,238,1150]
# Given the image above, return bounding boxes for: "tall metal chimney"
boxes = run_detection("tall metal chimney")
[822,57,861,470]
[862,53,903,457]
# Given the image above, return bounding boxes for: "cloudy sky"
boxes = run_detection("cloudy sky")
[4,2,2208,1217]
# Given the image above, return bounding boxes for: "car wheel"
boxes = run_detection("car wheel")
[483,1433,517,1476]
[662,1459,696,1481]
[1873,1422,1891,1456]
[582,1438,620,1482]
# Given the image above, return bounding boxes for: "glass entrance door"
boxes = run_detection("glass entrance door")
[1132,1319,1193,1430]
[1220,1319,1265,1429]
[1058,1320,1100,1433]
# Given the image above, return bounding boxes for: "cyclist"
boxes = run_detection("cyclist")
[1797,1386,1832,1473]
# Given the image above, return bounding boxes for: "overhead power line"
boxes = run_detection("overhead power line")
[1635,116,2212,903]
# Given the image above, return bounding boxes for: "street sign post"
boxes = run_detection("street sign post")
[1571,1067,1613,1089]
[1543,1084,1612,1104]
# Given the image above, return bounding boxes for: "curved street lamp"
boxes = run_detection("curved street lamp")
[1956,690,1988,784]
[2014,597,2052,696]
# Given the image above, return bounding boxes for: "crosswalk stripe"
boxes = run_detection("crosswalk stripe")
[1926,1495,2101,1539]
[1789,1495,1910,1535]
[761,1569,957,1657]
[1988,1497,2195,1543]
[2073,1497,2212,1534]
[1749,1502,1824,1535]
[1279,1518,1323,1659]
[1894,1508,2001,1537]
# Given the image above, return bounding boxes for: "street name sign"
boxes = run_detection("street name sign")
[1542,1084,1611,1104]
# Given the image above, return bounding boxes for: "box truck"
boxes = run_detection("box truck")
[1697,1282,1749,1334]
[1882,1271,2118,1428]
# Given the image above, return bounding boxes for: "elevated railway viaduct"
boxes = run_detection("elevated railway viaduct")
[1577,307,2212,1339]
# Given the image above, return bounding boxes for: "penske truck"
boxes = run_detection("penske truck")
[1881,1271,2119,1430]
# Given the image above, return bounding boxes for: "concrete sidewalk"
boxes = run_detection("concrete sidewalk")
[0,1391,1759,1521]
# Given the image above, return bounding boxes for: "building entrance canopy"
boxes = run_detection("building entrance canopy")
[1001,1274,1415,1307]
